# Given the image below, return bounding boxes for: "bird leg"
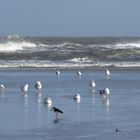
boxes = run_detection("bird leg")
[56,113,59,118]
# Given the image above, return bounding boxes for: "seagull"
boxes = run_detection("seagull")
[51,107,63,118]
[0,84,5,90]
[44,97,52,105]
[56,70,60,75]
[104,88,110,95]
[74,93,81,100]
[76,71,82,76]
[106,69,110,76]
[89,80,96,88]
[21,84,29,92]
[35,81,42,90]
[99,88,110,96]
[103,97,110,107]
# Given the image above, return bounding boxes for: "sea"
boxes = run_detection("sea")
[0,35,140,68]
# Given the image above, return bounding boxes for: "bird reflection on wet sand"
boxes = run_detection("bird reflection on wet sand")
[53,118,61,124]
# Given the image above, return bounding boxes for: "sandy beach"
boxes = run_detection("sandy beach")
[0,68,139,139]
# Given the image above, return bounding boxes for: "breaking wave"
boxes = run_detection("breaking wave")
[115,42,140,49]
[0,36,140,68]
[0,35,37,52]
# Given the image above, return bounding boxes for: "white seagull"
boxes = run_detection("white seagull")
[74,93,81,100]
[44,97,52,105]
[21,84,29,92]
[0,84,5,90]
[56,70,60,75]
[106,69,110,76]
[104,88,110,95]
[35,81,42,90]
[76,71,82,76]
[99,88,110,96]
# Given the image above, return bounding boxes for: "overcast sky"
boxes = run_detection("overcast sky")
[0,0,139,37]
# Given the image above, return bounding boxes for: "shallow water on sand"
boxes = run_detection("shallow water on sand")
[0,69,140,140]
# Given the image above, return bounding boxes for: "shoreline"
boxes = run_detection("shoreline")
[0,60,140,70]
[0,65,140,71]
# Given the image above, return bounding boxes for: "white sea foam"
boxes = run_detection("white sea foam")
[0,41,37,52]
[89,42,140,50]
[115,42,140,49]
[68,57,92,63]
[0,39,82,53]
[7,35,20,40]
[0,35,41,52]
[49,42,82,50]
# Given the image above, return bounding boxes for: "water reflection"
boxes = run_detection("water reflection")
[74,98,81,104]
[107,75,110,80]
[23,97,29,129]
[56,74,61,80]
[37,100,42,129]
[0,91,5,98]
[103,97,110,109]
[53,118,61,124]
[103,97,110,127]
[90,88,96,94]
[44,104,51,128]
[23,96,29,108]
[35,92,42,103]
[74,98,80,122]
[22,92,28,98]
[92,93,96,104]
[90,89,97,105]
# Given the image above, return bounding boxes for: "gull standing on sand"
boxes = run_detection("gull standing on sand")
[74,93,81,100]
[0,84,5,90]
[44,97,52,105]
[106,69,110,76]
[99,88,110,96]
[74,93,81,103]
[104,88,110,95]
[21,84,29,92]
[56,70,60,75]
[76,71,82,76]
[21,84,29,98]
[35,81,42,90]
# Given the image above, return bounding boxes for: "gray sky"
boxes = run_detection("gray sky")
[0,0,139,36]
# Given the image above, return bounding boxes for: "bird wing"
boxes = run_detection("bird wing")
[56,108,63,113]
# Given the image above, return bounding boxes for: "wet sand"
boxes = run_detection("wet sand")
[0,69,140,140]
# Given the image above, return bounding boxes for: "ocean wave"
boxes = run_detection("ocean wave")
[0,41,37,52]
[0,37,83,53]
[1,41,140,53]
[89,42,140,50]
[0,35,37,52]
[0,36,140,68]
[115,42,140,49]
[1,36,140,53]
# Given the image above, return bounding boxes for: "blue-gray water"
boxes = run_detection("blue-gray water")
[1,36,140,68]
[0,69,140,140]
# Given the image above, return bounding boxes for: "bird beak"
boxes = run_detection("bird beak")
[50,107,53,111]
